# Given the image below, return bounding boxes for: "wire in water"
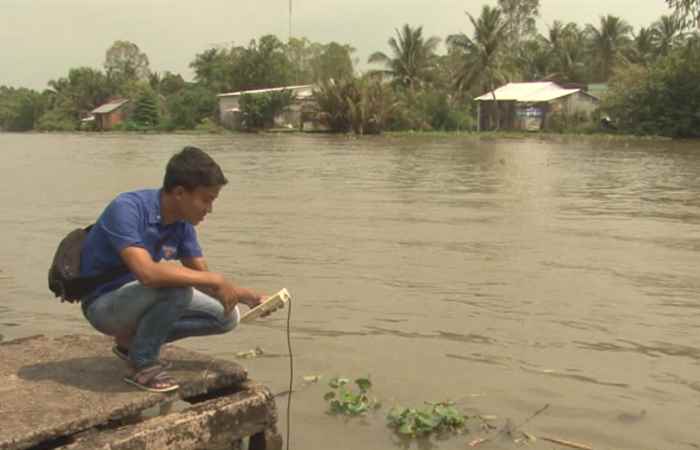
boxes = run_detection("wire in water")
[285,297,293,450]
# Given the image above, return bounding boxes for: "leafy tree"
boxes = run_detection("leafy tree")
[603,43,700,137]
[0,86,47,131]
[164,85,217,130]
[286,37,320,83]
[311,42,355,82]
[104,40,151,86]
[190,47,234,93]
[238,90,293,130]
[368,24,440,91]
[47,67,111,119]
[149,71,186,96]
[586,15,633,82]
[231,35,294,91]
[666,0,700,29]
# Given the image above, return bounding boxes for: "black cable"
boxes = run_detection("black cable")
[285,297,293,450]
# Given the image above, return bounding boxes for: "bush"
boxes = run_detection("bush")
[112,120,151,132]
[547,110,593,133]
[388,90,473,132]
[36,109,77,131]
[314,75,396,135]
[194,117,224,133]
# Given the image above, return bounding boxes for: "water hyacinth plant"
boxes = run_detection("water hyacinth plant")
[387,402,467,437]
[323,377,380,416]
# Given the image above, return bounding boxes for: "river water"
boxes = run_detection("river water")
[1,133,699,449]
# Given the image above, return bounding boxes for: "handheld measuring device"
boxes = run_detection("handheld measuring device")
[240,288,291,323]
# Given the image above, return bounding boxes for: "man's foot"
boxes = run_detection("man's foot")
[123,365,179,393]
[112,345,172,369]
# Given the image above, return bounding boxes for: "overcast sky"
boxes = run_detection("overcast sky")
[0,0,673,90]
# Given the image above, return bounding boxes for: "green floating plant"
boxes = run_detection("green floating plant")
[387,402,467,437]
[323,377,380,416]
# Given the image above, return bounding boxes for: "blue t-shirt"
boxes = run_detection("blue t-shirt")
[80,188,203,299]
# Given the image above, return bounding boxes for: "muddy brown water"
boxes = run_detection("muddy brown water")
[1,132,699,449]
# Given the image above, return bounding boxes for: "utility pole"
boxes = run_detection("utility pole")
[289,0,292,41]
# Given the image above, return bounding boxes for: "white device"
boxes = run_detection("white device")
[240,288,291,323]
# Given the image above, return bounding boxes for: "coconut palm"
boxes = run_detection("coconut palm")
[447,6,511,95]
[630,27,656,65]
[518,36,553,81]
[652,15,686,56]
[586,15,633,82]
[447,6,513,130]
[368,24,440,91]
[545,22,589,82]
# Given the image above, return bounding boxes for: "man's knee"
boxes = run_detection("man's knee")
[220,307,240,333]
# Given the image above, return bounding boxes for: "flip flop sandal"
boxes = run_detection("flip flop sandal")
[113,345,172,369]
[123,364,179,393]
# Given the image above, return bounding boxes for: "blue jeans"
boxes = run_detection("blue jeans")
[82,281,239,369]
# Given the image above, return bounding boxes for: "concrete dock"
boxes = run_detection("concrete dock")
[0,334,282,450]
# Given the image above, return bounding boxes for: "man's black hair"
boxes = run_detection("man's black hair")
[163,146,228,192]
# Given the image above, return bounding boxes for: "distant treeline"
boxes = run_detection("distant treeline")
[1,0,698,137]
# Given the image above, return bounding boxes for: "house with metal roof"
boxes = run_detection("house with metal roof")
[217,85,316,130]
[90,99,130,131]
[474,82,599,131]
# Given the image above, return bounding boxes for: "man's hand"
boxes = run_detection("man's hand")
[213,277,264,315]
[233,286,265,309]
[179,258,265,315]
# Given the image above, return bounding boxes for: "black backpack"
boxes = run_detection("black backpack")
[48,225,128,303]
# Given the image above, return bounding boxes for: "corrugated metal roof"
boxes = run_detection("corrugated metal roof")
[475,82,581,102]
[91,99,129,114]
[217,84,314,98]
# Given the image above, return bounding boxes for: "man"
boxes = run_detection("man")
[80,146,263,393]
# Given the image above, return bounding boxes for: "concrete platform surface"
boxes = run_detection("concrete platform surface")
[0,334,248,450]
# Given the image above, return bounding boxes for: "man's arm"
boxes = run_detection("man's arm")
[121,247,224,290]
[121,247,245,314]
[181,256,264,308]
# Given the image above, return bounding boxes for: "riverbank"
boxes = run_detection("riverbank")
[1,128,679,142]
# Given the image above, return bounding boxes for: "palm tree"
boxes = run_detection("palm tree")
[368,24,440,91]
[652,15,686,56]
[629,27,656,65]
[447,6,512,129]
[447,6,511,94]
[586,15,633,82]
[518,36,553,81]
[546,22,590,82]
